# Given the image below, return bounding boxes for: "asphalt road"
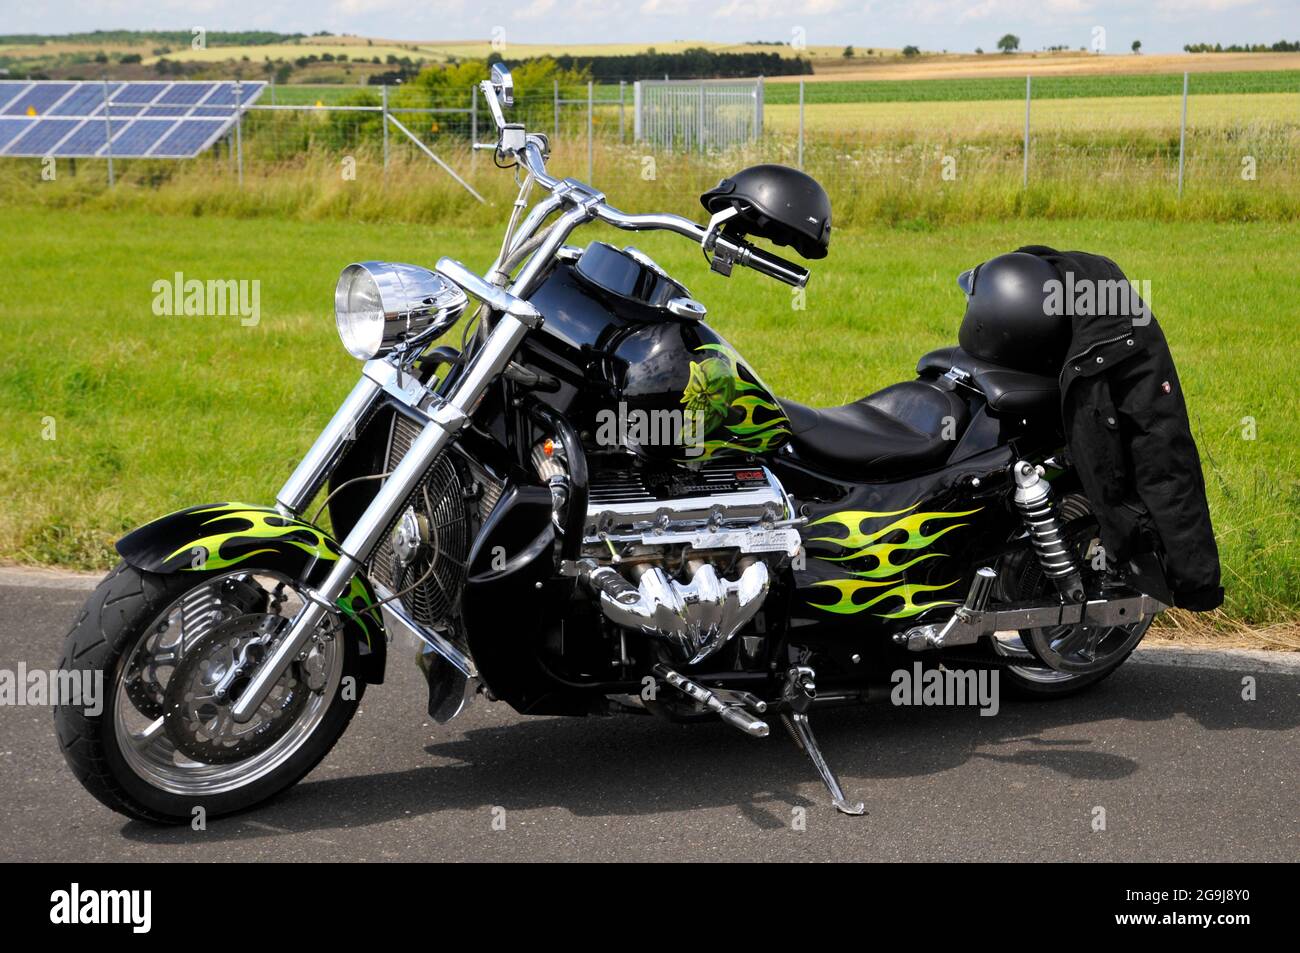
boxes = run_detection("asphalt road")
[1,573,1296,862]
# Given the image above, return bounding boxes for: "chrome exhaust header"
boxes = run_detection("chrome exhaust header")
[577,558,770,666]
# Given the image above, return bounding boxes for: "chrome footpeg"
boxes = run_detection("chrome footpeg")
[782,666,866,816]
[654,664,769,738]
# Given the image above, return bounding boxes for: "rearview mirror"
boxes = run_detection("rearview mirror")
[490,63,514,108]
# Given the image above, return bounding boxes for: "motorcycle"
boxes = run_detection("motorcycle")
[55,65,1170,822]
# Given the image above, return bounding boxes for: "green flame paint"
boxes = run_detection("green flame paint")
[164,504,375,645]
[805,503,981,618]
[167,505,340,571]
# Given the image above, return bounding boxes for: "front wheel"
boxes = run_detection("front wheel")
[55,561,364,824]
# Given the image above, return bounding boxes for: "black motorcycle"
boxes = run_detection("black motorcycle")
[55,66,1170,821]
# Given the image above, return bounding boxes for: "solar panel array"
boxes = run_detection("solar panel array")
[0,81,265,159]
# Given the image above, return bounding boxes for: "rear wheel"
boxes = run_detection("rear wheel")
[55,562,364,824]
[985,494,1151,699]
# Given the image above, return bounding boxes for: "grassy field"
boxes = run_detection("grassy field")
[0,205,1296,634]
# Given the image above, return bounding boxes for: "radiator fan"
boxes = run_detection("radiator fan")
[369,428,473,630]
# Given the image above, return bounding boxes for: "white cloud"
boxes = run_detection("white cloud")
[518,0,558,19]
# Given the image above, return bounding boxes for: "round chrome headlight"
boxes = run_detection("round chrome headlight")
[334,261,469,361]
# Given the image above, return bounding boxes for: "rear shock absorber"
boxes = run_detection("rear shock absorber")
[1011,460,1086,603]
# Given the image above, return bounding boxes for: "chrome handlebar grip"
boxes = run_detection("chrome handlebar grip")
[725,240,810,288]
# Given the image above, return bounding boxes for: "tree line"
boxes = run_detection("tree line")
[1183,40,1300,52]
[0,30,310,47]
[524,48,812,80]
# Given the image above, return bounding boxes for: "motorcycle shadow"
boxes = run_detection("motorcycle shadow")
[119,660,1297,842]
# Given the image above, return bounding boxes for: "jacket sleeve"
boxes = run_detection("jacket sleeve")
[1110,322,1224,610]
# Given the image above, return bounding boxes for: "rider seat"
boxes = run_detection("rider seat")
[781,380,969,479]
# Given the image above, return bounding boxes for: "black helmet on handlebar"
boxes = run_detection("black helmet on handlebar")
[701,164,832,260]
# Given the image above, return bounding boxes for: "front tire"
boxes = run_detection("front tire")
[55,562,364,824]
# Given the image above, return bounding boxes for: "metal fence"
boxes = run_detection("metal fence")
[776,71,1298,197]
[10,73,1297,205]
[633,79,763,152]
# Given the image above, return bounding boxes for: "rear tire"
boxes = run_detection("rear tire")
[980,492,1152,701]
[55,562,364,824]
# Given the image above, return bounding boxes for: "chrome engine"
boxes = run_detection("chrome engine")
[554,456,802,665]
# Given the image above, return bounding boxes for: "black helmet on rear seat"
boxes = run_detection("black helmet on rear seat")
[701,164,831,260]
[958,252,1070,375]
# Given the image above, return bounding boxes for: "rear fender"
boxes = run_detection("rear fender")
[115,502,386,684]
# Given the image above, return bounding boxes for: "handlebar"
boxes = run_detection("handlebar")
[484,87,811,290]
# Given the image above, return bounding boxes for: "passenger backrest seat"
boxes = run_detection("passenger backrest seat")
[917,346,1059,419]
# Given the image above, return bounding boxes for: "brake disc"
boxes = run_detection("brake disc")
[122,576,270,719]
[163,614,310,765]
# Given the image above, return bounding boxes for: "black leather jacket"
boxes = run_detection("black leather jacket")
[1018,245,1224,611]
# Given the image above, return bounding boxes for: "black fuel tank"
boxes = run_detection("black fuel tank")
[525,246,790,464]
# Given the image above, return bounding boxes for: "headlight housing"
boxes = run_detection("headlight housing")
[334,261,469,361]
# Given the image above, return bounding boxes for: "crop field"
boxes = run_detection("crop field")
[764,69,1300,104]
[0,204,1296,636]
[767,90,1299,132]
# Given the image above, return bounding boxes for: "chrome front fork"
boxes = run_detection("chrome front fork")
[230,273,543,724]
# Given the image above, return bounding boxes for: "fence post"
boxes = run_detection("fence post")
[101,78,114,187]
[553,79,559,138]
[1022,74,1031,188]
[234,79,243,187]
[382,84,389,171]
[470,83,478,162]
[755,75,764,140]
[588,80,594,182]
[797,78,805,170]
[698,82,705,154]
[269,75,275,106]
[633,81,642,142]
[1178,71,1188,197]
[619,80,626,142]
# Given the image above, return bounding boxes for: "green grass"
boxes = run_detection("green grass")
[0,206,1296,628]
[764,69,1300,105]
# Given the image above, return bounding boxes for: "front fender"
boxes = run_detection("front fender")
[115,502,386,684]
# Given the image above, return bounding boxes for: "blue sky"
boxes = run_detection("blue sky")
[7,1,1299,54]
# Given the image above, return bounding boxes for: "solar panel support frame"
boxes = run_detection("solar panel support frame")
[234,79,243,187]
[102,79,114,186]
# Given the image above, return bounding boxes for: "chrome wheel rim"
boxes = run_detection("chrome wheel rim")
[993,499,1150,683]
[113,571,343,797]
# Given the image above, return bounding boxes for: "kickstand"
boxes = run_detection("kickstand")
[782,667,866,816]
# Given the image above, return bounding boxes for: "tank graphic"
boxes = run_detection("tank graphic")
[679,343,790,462]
